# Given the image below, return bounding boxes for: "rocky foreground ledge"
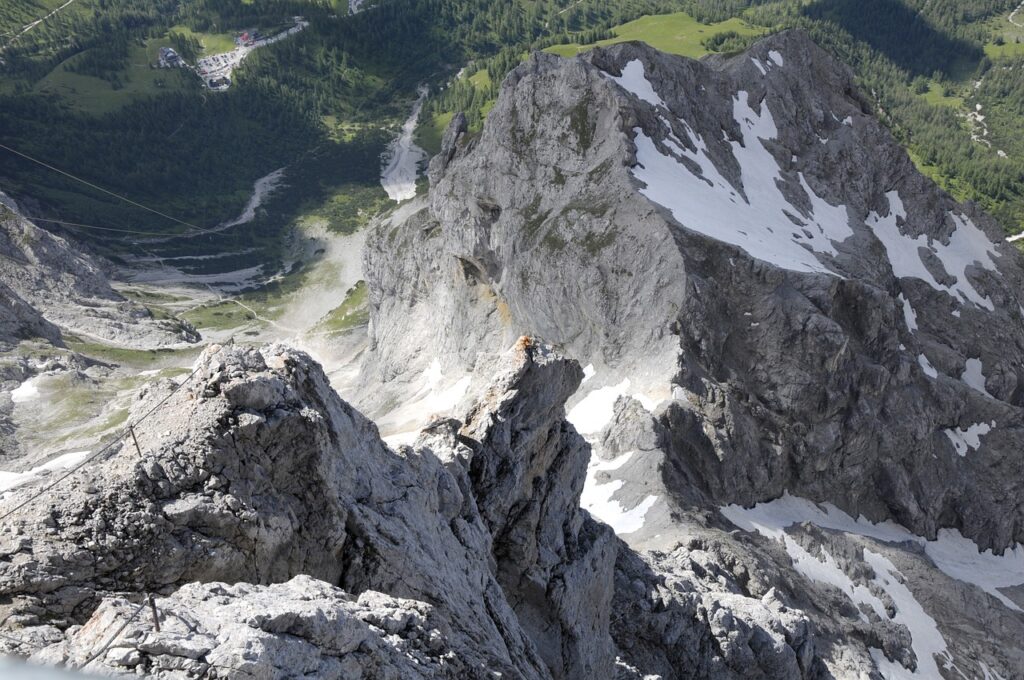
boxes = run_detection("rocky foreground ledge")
[0,341,878,678]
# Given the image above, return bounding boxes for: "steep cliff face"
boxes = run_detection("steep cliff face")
[0,342,610,679]
[1,341,885,679]
[5,30,1024,680]
[363,31,1024,555]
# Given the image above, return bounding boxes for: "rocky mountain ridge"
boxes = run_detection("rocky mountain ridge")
[0,340,860,678]
[1,28,1023,680]
[363,30,1024,553]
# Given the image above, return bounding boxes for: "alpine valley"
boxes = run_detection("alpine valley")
[1,2,1024,680]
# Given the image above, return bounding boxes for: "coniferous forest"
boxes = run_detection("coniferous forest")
[1,0,1023,248]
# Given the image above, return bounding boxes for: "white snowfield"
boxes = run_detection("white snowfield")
[379,358,471,446]
[566,378,658,435]
[721,493,1024,612]
[917,353,938,378]
[609,59,667,108]
[961,357,992,396]
[381,88,428,202]
[867,194,1000,310]
[898,293,918,331]
[944,421,994,456]
[0,450,91,497]
[722,494,1024,677]
[629,92,853,275]
[580,451,658,534]
[217,168,285,232]
[10,377,40,403]
[602,59,1005,311]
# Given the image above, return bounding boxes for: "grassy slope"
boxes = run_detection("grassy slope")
[918,82,965,108]
[545,12,765,59]
[33,41,195,115]
[984,6,1024,59]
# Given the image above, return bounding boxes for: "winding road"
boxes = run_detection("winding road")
[1011,0,1024,28]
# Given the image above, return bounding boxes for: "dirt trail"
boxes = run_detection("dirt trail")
[1011,0,1024,28]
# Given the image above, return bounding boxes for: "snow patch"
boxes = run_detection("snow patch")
[867,193,1000,310]
[724,495,961,676]
[381,87,428,202]
[768,50,784,66]
[581,451,658,534]
[10,377,40,403]
[377,358,471,444]
[917,354,938,378]
[720,493,1024,612]
[605,59,666,108]
[961,357,991,396]
[898,293,918,332]
[567,378,661,435]
[0,451,91,495]
[944,421,993,456]
[218,169,285,230]
[751,58,767,76]
[629,91,854,275]
[865,550,955,679]
[568,379,631,435]
[783,539,885,624]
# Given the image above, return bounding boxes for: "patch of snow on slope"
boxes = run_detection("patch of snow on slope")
[723,495,962,676]
[864,549,955,679]
[605,59,666,108]
[782,538,885,624]
[898,293,918,331]
[924,529,1024,612]
[581,451,658,534]
[961,357,991,396]
[568,379,631,434]
[944,421,994,456]
[979,661,1008,680]
[377,358,472,445]
[567,378,660,435]
[917,354,938,378]
[10,377,40,403]
[381,87,428,202]
[720,493,1024,612]
[768,50,784,66]
[750,58,767,75]
[629,91,853,275]
[867,192,1000,310]
[0,450,91,496]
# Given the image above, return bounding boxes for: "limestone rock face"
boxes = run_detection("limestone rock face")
[358,30,1024,678]
[0,281,61,351]
[363,32,1024,553]
[0,342,621,679]
[0,193,198,349]
[4,30,1024,680]
[33,577,479,679]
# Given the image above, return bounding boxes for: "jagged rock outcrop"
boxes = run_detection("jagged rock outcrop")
[1,340,879,679]
[359,31,1024,678]
[5,29,1024,680]
[34,577,478,678]
[363,31,1024,552]
[0,192,198,350]
[0,281,61,352]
